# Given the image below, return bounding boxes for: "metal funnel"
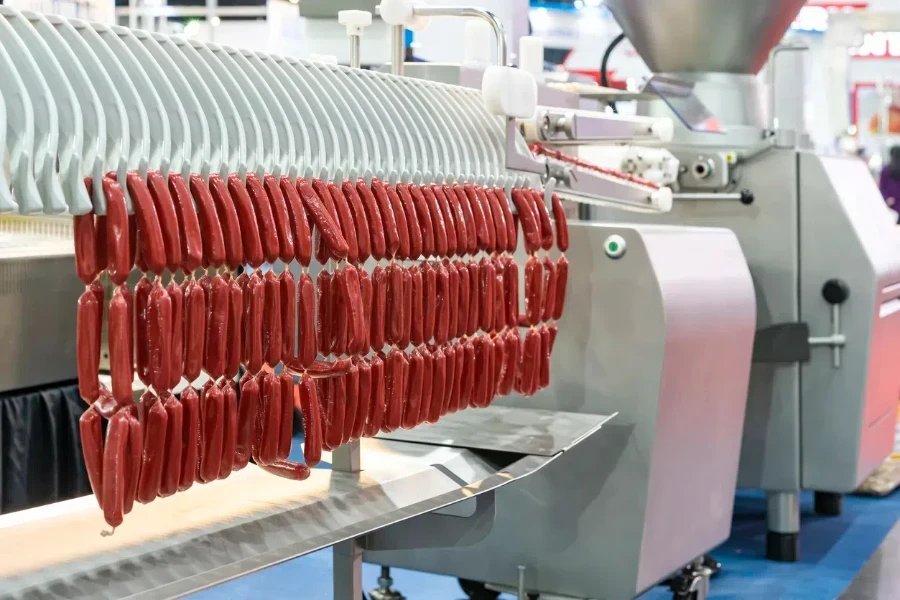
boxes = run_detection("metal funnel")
[605,0,806,75]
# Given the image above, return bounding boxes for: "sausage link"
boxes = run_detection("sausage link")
[145,171,183,273]
[199,383,225,481]
[109,286,134,405]
[445,260,459,340]
[421,262,437,343]
[280,270,296,363]
[189,174,226,268]
[454,261,469,339]
[242,274,262,373]
[364,355,385,436]
[541,257,558,322]
[74,213,99,285]
[392,184,419,260]
[147,283,173,392]
[178,385,200,490]
[77,290,101,403]
[101,410,129,528]
[324,373,346,450]
[310,179,345,263]
[166,282,184,389]
[499,328,520,396]
[511,189,541,255]
[263,272,283,367]
[402,347,424,429]
[199,275,213,321]
[472,336,492,408]
[342,180,371,263]
[371,178,401,258]
[538,326,552,390]
[435,263,451,344]
[297,273,317,368]
[425,346,445,423]
[461,338,476,408]
[329,182,359,264]
[408,184,435,258]
[386,263,404,346]
[298,374,322,467]
[441,344,456,417]
[90,279,105,349]
[219,381,238,478]
[524,256,544,326]
[316,270,333,356]
[517,329,540,396]
[475,186,497,253]
[134,278,152,387]
[485,188,508,253]
[504,259,520,329]
[433,185,457,257]
[350,359,370,441]
[343,264,367,355]
[281,176,313,267]
[400,267,412,350]
[485,336,497,406]
[121,405,141,515]
[410,265,424,346]
[264,174,296,264]
[554,255,568,321]
[183,281,206,381]
[220,278,242,380]
[168,174,203,273]
[137,392,168,503]
[224,174,264,269]
[422,186,448,257]
[359,270,372,352]
[205,276,229,379]
[478,257,496,333]
[234,373,258,471]
[451,342,466,413]
[370,266,387,352]
[125,172,167,274]
[278,372,295,460]
[382,348,407,432]
[158,393,183,497]
[358,180,386,260]
[128,215,139,272]
[208,174,244,270]
[493,258,506,331]
[551,193,569,252]
[259,460,312,480]
[443,184,467,256]
[493,187,517,253]
[80,407,104,507]
[492,334,506,398]
[452,184,478,255]
[331,269,348,356]
[103,177,131,285]
[342,365,359,445]
[417,346,433,426]
[94,213,109,274]
[530,189,554,251]
[462,184,489,253]
[246,173,280,264]
[465,260,480,336]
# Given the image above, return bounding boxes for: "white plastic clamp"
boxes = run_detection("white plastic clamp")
[338,10,373,36]
[481,65,537,119]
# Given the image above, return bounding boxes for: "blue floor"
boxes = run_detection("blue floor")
[188,436,900,599]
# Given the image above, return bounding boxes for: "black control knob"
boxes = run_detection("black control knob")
[739,189,754,205]
[822,279,849,305]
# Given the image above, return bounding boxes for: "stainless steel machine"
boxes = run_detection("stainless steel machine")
[574,0,900,562]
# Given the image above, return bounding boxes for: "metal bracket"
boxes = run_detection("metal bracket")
[528,108,660,144]
[808,304,846,368]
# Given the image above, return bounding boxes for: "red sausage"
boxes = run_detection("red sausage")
[409,184,435,257]
[208,174,244,270]
[410,265,424,346]
[205,276,229,379]
[246,274,265,374]
[147,171,182,272]
[108,286,133,405]
[189,174,226,268]
[479,257,495,333]
[95,214,109,273]
[246,173,280,264]
[443,184,468,256]
[316,270,333,356]
[79,407,104,507]
[422,261,437,343]
[524,256,543,326]
[466,260,480,336]
[343,264,367,355]
[310,179,345,263]
[382,349,407,432]
[504,259,520,329]
[168,174,203,273]
[74,213,99,285]
[324,374,346,450]
[493,187,517,253]
[551,193,569,252]
[329,182,359,264]
[498,328,519,395]
[554,255,568,321]
[433,185,457,257]
[134,278,152,387]
[422,186,448,257]
[167,282,184,389]
[136,392,168,503]
[402,347,424,429]
[259,461,312,480]
[158,393,183,497]
[364,355,385,436]
[371,178,401,258]
[281,176,313,267]
[234,374,258,471]
[530,189,554,251]
[360,269,373,352]
[435,263,451,344]
[539,326,551,390]
[331,269,348,356]
[542,257,558,322]
[485,188,508,253]
[183,281,206,382]
[511,189,541,255]
[441,345,456,417]
[463,184,489,253]
[199,383,224,481]
[298,374,322,467]
[386,263,404,346]
[475,186,496,253]
[392,184,419,260]
[128,215,138,272]
[298,273,317,368]
[400,267,412,350]
[280,270,296,363]
[517,329,540,396]
[278,372,295,460]
[90,280,105,349]
[219,381,238,478]
[451,342,466,413]
[493,258,506,330]
[342,365,359,444]
[227,174,264,269]
[455,260,470,339]
[264,174,296,264]
[426,346,445,423]
[125,172,167,274]
[101,409,128,529]
[224,278,243,379]
[342,180,371,263]
[461,338,476,408]
[178,385,200,490]
[445,260,459,340]
[102,177,130,286]
[123,405,142,514]
[370,266,387,352]
[418,346,433,425]
[77,290,101,403]
[492,334,506,396]
[263,272,282,366]
[147,283,173,392]
[351,359,371,441]
[357,180,386,261]
[452,184,478,255]
[472,336,492,408]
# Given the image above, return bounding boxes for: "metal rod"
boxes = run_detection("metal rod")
[390,25,404,76]
[206,0,217,43]
[832,304,842,369]
[412,6,507,66]
[517,566,526,600]
[671,192,743,201]
[349,35,361,69]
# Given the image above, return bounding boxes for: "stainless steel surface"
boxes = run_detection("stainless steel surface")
[411,6,506,66]
[531,108,658,144]
[767,491,800,534]
[377,406,615,456]
[671,192,743,201]
[367,222,756,599]
[548,163,660,211]
[333,441,362,600]
[390,25,403,76]
[605,0,806,75]
[768,43,809,134]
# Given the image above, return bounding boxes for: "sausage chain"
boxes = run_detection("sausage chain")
[74,170,569,529]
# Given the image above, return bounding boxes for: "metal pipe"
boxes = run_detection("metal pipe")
[349,35,361,69]
[671,192,743,201]
[412,6,507,66]
[390,25,404,75]
[517,566,526,600]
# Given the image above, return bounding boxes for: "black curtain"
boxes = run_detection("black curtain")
[0,381,92,514]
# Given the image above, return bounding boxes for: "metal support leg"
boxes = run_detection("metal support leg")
[814,491,843,517]
[333,441,363,600]
[390,25,404,76]
[766,491,800,562]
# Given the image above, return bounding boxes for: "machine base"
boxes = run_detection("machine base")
[766,531,800,562]
[814,492,844,517]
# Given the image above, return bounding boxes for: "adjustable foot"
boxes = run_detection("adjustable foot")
[369,567,405,600]
[814,491,843,517]
[667,557,712,600]
[766,531,799,562]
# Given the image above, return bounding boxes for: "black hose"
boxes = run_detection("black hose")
[600,32,626,114]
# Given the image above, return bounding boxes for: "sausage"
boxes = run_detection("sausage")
[122,405,142,514]
[461,338,476,408]
[445,260,459,340]
[168,174,203,273]
[493,259,506,331]
[357,180,386,261]
[241,274,262,373]
[402,347,424,429]
[466,260,480,336]
[281,176,313,267]
[492,334,506,398]
[166,282,184,389]
[400,266,412,350]
[425,346,445,423]
[475,186,496,253]
[386,263,404,346]
[278,372,295,460]
[220,278,241,380]
[359,269,372,352]
[328,182,359,264]
[511,189,541,255]
[280,270,296,363]
[421,261,437,343]
[410,265,424,346]
[125,172,167,274]
[218,380,238,479]
[128,214,138,272]
[146,171,183,273]
[262,272,283,366]
[435,263,451,344]
[109,286,134,405]
[147,283,173,392]
[136,392,168,504]
[422,186,448,257]
[454,261,470,339]
[517,328,540,396]
[199,383,225,481]
[371,178,401,258]
[178,385,200,490]
[417,346,433,426]
[471,336,491,408]
[541,257,558,322]
[539,326,551,390]
[451,342,466,413]
[264,174,296,264]
[208,174,244,270]
[79,407,104,507]
[310,179,344,263]
[342,180,371,263]
[158,393,183,498]
[342,365,359,445]
[102,177,131,286]
[77,290,101,403]
[548,322,558,354]
[297,273,317,368]
[498,328,519,395]
[554,255,568,321]
[479,257,495,333]
[530,189,554,251]
[224,174,264,269]
[343,264,367,355]
[364,355,385,437]
[433,185,457,257]
[524,256,544,326]
[462,184,489,253]
[246,173,280,264]
[370,266,387,352]
[441,344,456,417]
[493,187,517,253]
[443,184,468,256]
[324,373,346,450]
[452,184,478,255]
[74,213,99,285]
[189,174,226,268]
[316,270,333,356]
[382,348,407,432]
[408,184,435,258]
[205,276,229,379]
[101,409,129,529]
[234,373,258,471]
[183,281,206,382]
[392,184,420,260]
[551,193,569,252]
[95,214,109,273]
[259,460,312,480]
[298,374,322,467]
[504,259,520,329]
[134,278,152,387]
[331,269,348,356]
[485,188,508,253]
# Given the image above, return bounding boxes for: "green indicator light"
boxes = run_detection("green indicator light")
[608,241,618,252]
